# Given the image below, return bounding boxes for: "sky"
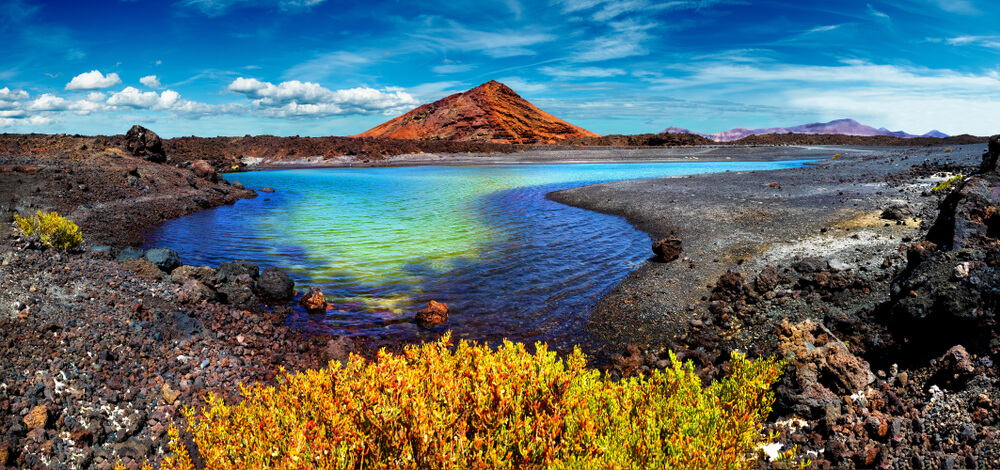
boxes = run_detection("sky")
[1,0,998,137]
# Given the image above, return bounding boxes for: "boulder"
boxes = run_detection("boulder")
[190,160,220,183]
[754,265,780,293]
[231,180,245,190]
[257,267,295,300]
[217,284,259,311]
[259,187,275,193]
[792,257,826,274]
[774,320,874,419]
[215,259,259,284]
[144,248,181,273]
[979,134,1000,174]
[652,238,682,262]
[415,300,449,326]
[121,258,164,282]
[116,247,145,262]
[177,280,215,304]
[933,345,975,388]
[880,204,913,221]
[170,265,217,287]
[299,286,327,311]
[123,125,166,163]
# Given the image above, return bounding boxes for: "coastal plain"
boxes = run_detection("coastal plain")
[1,134,999,469]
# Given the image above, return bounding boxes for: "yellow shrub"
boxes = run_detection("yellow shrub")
[146,334,784,470]
[932,174,963,192]
[14,211,83,250]
[832,154,840,159]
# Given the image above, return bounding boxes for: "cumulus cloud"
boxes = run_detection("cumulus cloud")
[107,87,187,110]
[227,77,419,117]
[140,75,162,88]
[0,87,29,101]
[65,70,122,91]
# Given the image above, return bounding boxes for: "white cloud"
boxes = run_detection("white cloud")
[85,92,106,102]
[647,59,1000,135]
[140,75,162,88]
[282,51,373,81]
[926,0,977,14]
[65,70,122,91]
[432,64,475,74]
[0,87,29,101]
[572,31,650,62]
[939,35,1000,49]
[181,0,327,16]
[410,19,556,59]
[539,66,627,79]
[228,77,420,117]
[107,86,190,111]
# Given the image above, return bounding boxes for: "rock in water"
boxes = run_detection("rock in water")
[144,248,182,273]
[415,300,449,326]
[652,238,682,262]
[299,286,327,311]
[123,125,167,163]
[258,267,295,300]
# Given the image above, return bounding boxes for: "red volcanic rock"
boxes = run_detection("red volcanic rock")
[190,159,219,183]
[652,238,682,262]
[299,286,327,311]
[355,81,599,144]
[415,300,449,326]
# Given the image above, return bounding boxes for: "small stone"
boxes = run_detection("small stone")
[161,384,180,405]
[954,262,972,279]
[23,405,50,430]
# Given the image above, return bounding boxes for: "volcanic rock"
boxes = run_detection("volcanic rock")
[190,160,220,183]
[121,258,165,281]
[257,267,294,300]
[652,238,682,262]
[355,80,600,144]
[415,300,449,326]
[23,405,51,430]
[881,204,913,221]
[170,265,217,286]
[933,345,975,388]
[299,286,327,311]
[117,247,144,262]
[218,284,258,311]
[124,125,166,163]
[144,248,181,273]
[177,280,215,304]
[774,320,875,418]
[215,259,259,284]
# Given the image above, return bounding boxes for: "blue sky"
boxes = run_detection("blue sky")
[1,0,998,137]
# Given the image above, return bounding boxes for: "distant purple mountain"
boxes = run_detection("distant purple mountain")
[661,119,949,142]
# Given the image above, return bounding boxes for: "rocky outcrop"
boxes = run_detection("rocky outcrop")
[773,320,875,419]
[123,125,166,163]
[355,81,599,144]
[190,160,220,183]
[890,135,1000,353]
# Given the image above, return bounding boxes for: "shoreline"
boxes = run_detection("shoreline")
[2,137,997,469]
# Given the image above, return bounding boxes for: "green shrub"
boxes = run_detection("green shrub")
[932,174,963,192]
[14,210,83,250]
[143,334,785,470]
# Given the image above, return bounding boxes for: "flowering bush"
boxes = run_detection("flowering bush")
[14,211,83,250]
[140,334,784,470]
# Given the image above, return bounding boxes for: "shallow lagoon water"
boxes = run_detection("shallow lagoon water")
[145,161,811,350]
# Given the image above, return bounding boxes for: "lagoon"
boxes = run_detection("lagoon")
[144,160,811,350]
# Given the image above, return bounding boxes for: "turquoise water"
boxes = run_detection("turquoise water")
[145,160,811,350]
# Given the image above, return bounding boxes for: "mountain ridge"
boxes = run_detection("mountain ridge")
[663,119,949,142]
